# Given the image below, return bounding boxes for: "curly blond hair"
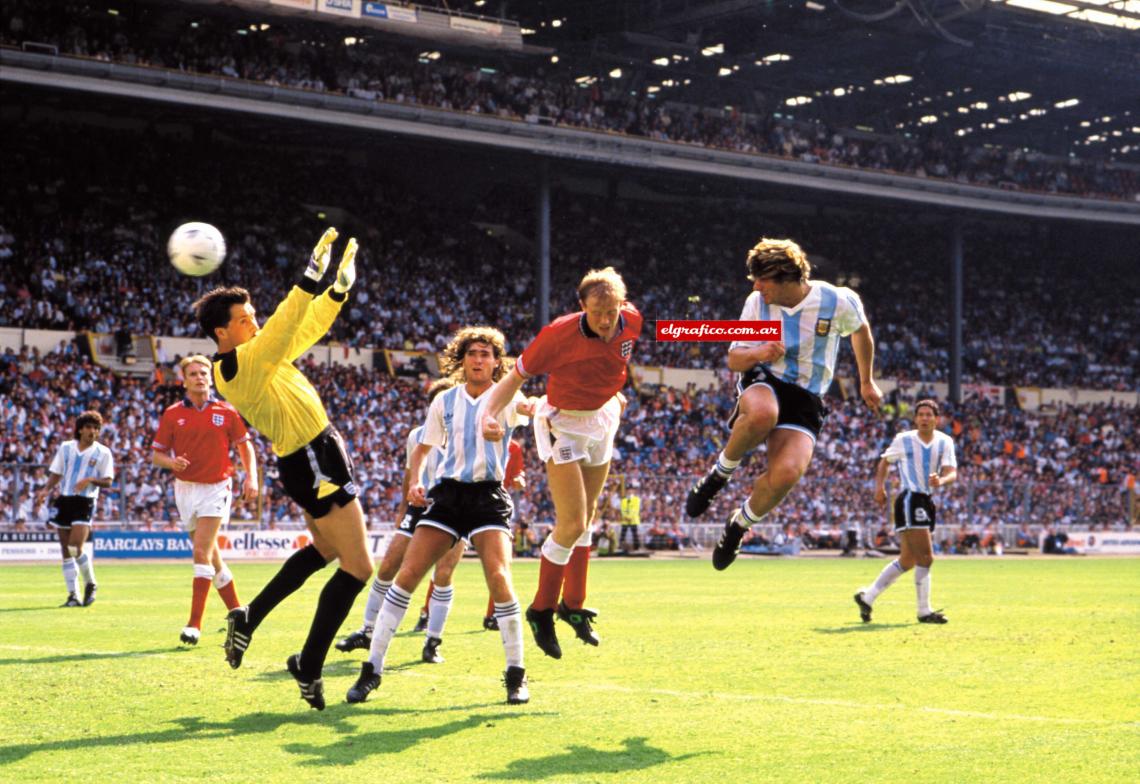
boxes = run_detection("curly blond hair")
[439,326,511,382]
[746,238,811,283]
[577,266,627,304]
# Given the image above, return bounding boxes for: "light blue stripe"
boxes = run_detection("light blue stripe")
[460,397,479,483]
[902,435,919,492]
[807,287,838,395]
[65,444,85,495]
[482,422,498,482]
[921,441,932,494]
[935,441,945,479]
[781,311,801,384]
[441,389,460,478]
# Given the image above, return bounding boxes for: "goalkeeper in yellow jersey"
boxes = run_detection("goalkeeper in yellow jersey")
[192,227,372,710]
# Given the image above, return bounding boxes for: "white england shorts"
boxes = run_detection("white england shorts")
[174,478,232,533]
[533,395,622,467]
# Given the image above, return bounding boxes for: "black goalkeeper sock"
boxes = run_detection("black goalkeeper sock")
[247,544,328,630]
[298,568,366,681]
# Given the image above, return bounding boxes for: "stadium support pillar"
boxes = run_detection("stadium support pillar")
[949,222,963,405]
[536,159,551,329]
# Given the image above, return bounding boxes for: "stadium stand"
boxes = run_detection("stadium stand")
[1,0,1137,201]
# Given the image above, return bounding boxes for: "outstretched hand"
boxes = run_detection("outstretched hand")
[333,237,358,293]
[305,227,338,281]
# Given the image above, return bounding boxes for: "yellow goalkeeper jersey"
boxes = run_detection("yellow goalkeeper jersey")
[212,280,345,457]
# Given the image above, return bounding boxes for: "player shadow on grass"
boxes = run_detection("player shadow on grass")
[0,605,63,613]
[281,711,548,766]
[254,659,361,681]
[813,623,911,634]
[476,737,709,780]
[0,706,471,765]
[0,647,178,666]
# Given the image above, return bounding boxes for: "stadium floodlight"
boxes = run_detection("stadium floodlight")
[883,74,913,84]
[552,19,563,28]
[700,43,725,56]
[972,101,989,110]
[653,57,670,66]
[920,115,939,124]
[550,55,559,63]
[833,87,847,97]
[718,67,732,76]
[786,96,813,106]
[1054,98,1080,108]
[609,68,622,78]
[1008,91,1032,102]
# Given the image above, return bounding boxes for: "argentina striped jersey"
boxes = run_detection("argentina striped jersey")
[406,425,444,491]
[729,280,867,396]
[48,440,115,498]
[881,430,957,494]
[421,386,528,483]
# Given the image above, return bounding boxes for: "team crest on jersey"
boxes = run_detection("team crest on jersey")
[88,458,98,469]
[212,414,225,427]
[620,340,633,359]
[815,318,832,337]
[558,446,574,462]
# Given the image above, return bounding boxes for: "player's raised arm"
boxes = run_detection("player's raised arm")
[285,236,359,362]
[251,228,341,367]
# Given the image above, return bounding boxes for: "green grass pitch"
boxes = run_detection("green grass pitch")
[2,557,1137,783]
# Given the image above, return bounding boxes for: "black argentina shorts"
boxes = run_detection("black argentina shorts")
[395,504,428,539]
[730,366,829,442]
[278,426,358,519]
[894,491,937,532]
[49,496,95,529]
[419,479,513,543]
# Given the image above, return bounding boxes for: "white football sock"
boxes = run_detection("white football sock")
[367,584,411,672]
[194,563,216,581]
[362,577,391,633]
[714,451,741,478]
[541,536,573,566]
[738,499,766,529]
[494,598,524,668]
[61,558,79,595]
[76,552,96,586]
[213,565,233,589]
[915,566,932,616]
[864,559,906,603]
[426,584,454,640]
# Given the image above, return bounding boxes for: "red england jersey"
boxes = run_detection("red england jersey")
[503,439,524,489]
[152,398,250,484]
[517,303,642,410]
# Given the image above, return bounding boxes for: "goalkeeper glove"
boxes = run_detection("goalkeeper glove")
[333,237,358,294]
[305,227,338,282]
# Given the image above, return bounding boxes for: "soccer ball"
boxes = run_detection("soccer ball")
[167,222,226,276]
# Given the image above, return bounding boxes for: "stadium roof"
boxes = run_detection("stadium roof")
[453,0,1139,159]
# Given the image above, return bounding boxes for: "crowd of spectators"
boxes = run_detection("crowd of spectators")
[3,119,1137,392]
[2,344,1134,540]
[2,0,1138,201]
